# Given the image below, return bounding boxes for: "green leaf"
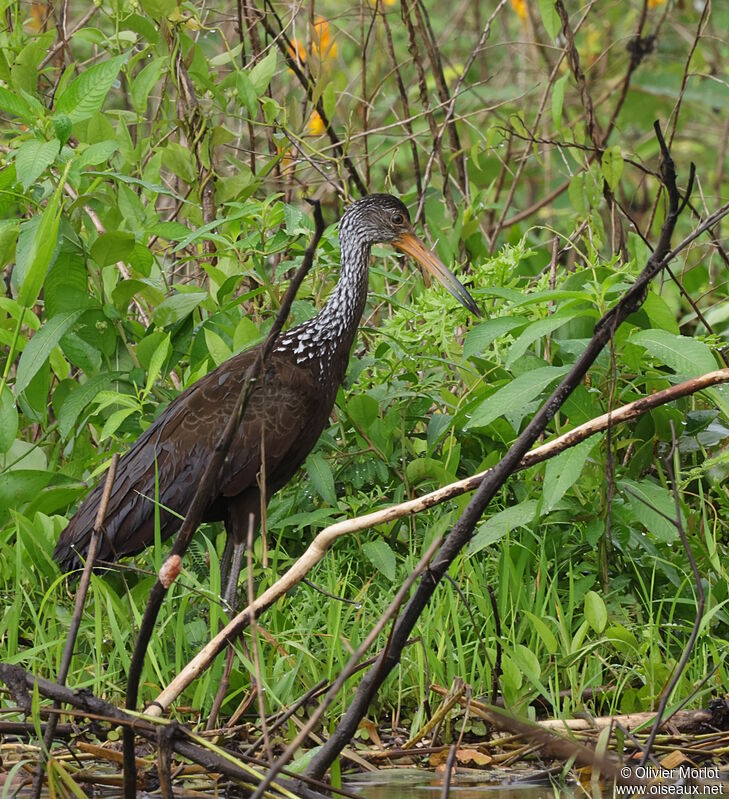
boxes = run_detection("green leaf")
[305,452,337,505]
[468,500,538,555]
[140,0,178,19]
[631,329,717,377]
[144,333,171,395]
[464,317,523,359]
[538,0,561,41]
[162,142,196,184]
[506,310,581,367]
[362,539,396,582]
[523,611,558,654]
[131,56,165,114]
[57,374,119,438]
[512,644,541,683]
[15,138,60,190]
[15,310,85,395]
[17,185,63,308]
[552,74,568,127]
[601,145,624,191]
[154,291,207,327]
[0,87,34,121]
[584,590,607,633]
[76,140,120,169]
[322,82,336,121]
[90,231,135,267]
[56,54,125,123]
[100,407,138,440]
[249,49,277,95]
[0,389,18,454]
[605,624,639,657]
[347,394,379,430]
[466,366,568,429]
[568,173,587,215]
[543,434,598,511]
[52,113,72,145]
[236,71,258,116]
[203,328,231,366]
[621,478,684,543]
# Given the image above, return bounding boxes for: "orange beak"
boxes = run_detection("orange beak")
[392,231,481,317]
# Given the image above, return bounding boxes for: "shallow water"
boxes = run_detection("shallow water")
[345,767,580,798]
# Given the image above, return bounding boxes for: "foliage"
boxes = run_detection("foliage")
[1,0,728,737]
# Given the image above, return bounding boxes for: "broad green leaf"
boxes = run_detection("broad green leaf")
[144,333,171,395]
[57,373,121,438]
[15,138,60,190]
[543,434,598,511]
[512,644,541,683]
[605,624,640,656]
[466,366,569,429]
[464,317,523,359]
[131,56,165,114]
[362,539,396,582]
[0,390,18,453]
[322,82,336,121]
[538,0,560,40]
[552,74,568,127]
[632,329,716,377]
[15,309,85,395]
[584,590,607,633]
[76,141,120,168]
[140,0,177,19]
[601,145,624,191]
[250,49,277,95]
[17,184,63,308]
[568,173,587,215]
[523,611,558,654]
[91,231,135,267]
[154,291,207,327]
[347,394,379,430]
[203,328,231,366]
[621,478,684,543]
[100,407,138,440]
[468,499,538,555]
[52,113,72,144]
[0,221,19,267]
[305,452,337,505]
[236,71,258,116]
[0,87,33,121]
[233,317,260,351]
[56,55,125,123]
[506,310,580,367]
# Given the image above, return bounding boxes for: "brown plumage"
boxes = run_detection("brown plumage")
[53,195,480,579]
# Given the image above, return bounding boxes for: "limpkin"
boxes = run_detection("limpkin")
[54,195,480,600]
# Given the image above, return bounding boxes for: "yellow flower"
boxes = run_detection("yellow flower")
[648,0,665,6]
[510,0,527,21]
[288,16,337,65]
[313,16,337,59]
[308,111,326,135]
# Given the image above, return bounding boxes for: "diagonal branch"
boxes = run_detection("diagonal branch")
[301,120,691,783]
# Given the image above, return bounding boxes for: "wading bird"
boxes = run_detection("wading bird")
[54,194,480,601]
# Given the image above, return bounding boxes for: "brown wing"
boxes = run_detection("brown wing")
[53,348,327,571]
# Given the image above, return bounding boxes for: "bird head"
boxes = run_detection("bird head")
[340,194,481,317]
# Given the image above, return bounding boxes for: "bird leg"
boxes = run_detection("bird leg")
[220,491,260,612]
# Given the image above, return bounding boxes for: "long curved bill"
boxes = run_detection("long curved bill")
[392,231,482,317]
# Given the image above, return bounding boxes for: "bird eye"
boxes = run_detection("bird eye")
[391,212,405,225]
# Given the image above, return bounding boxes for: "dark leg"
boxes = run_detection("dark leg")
[219,489,260,612]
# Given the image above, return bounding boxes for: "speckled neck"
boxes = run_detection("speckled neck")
[273,227,371,382]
